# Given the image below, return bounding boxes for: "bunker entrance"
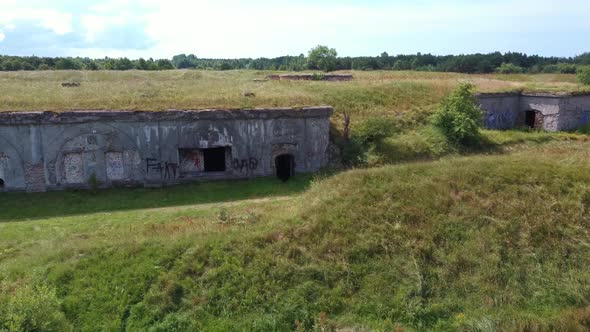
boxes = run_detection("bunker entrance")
[275,154,294,182]
[525,110,543,129]
[0,178,4,188]
[203,147,227,172]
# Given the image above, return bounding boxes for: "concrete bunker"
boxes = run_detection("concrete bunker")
[0,107,332,192]
[477,92,590,131]
[275,154,295,181]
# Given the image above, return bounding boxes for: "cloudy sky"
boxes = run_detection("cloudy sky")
[0,0,588,59]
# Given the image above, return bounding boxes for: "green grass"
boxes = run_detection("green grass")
[2,141,590,331]
[2,70,590,330]
[0,70,588,127]
[0,175,312,222]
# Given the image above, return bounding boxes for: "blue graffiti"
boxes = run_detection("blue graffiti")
[581,111,590,126]
[486,111,516,129]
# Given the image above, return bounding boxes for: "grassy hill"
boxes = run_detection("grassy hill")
[2,141,590,331]
[1,70,590,330]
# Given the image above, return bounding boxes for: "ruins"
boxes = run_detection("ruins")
[477,92,590,131]
[265,74,353,81]
[0,107,332,192]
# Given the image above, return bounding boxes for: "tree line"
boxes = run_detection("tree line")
[1,49,590,73]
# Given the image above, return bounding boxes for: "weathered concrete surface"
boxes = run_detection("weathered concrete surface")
[476,92,590,131]
[0,107,332,192]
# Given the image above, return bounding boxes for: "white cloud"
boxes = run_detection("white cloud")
[0,0,589,57]
[133,0,590,58]
[0,31,5,42]
[0,8,73,35]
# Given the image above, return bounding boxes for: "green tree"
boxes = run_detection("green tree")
[307,45,338,72]
[156,59,174,70]
[577,66,590,85]
[135,58,148,70]
[432,82,483,144]
[55,58,80,70]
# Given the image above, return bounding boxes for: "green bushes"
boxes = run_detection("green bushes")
[0,282,72,331]
[342,117,397,166]
[495,62,525,74]
[577,66,590,85]
[431,83,483,144]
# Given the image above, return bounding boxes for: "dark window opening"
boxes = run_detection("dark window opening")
[275,154,295,182]
[524,110,543,129]
[0,178,4,188]
[203,147,227,172]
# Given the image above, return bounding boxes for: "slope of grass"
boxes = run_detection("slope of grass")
[2,141,590,330]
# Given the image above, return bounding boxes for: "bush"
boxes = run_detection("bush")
[495,62,525,74]
[342,117,397,166]
[431,82,483,144]
[0,282,72,331]
[577,66,590,85]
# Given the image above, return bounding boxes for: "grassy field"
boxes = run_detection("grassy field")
[0,70,587,122]
[2,70,590,330]
[2,141,590,330]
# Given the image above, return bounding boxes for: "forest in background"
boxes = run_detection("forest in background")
[1,51,590,73]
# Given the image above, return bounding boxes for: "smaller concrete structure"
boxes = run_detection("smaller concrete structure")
[266,74,353,81]
[477,92,590,131]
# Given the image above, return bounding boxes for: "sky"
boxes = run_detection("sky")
[0,0,588,59]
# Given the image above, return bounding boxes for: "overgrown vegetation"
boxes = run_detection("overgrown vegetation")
[1,70,590,330]
[495,62,525,74]
[431,83,483,144]
[2,142,590,330]
[577,66,590,85]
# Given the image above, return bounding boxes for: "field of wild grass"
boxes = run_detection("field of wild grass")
[2,141,590,330]
[0,70,586,118]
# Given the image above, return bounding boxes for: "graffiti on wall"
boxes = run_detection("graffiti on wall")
[105,152,124,180]
[179,149,203,173]
[64,153,85,184]
[232,157,258,172]
[485,111,516,129]
[146,158,178,179]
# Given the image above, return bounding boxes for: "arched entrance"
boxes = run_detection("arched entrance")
[524,110,543,129]
[0,178,4,188]
[275,154,294,182]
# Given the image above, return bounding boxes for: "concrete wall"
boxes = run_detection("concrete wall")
[477,92,590,131]
[266,74,353,81]
[0,107,332,192]
[477,93,521,129]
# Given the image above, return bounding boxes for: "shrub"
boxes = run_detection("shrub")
[342,117,397,166]
[355,117,397,145]
[577,66,590,85]
[311,72,325,81]
[431,82,483,144]
[495,62,525,74]
[0,282,72,331]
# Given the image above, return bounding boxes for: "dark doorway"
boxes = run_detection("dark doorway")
[524,110,543,129]
[275,154,294,182]
[0,178,4,188]
[203,147,226,172]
